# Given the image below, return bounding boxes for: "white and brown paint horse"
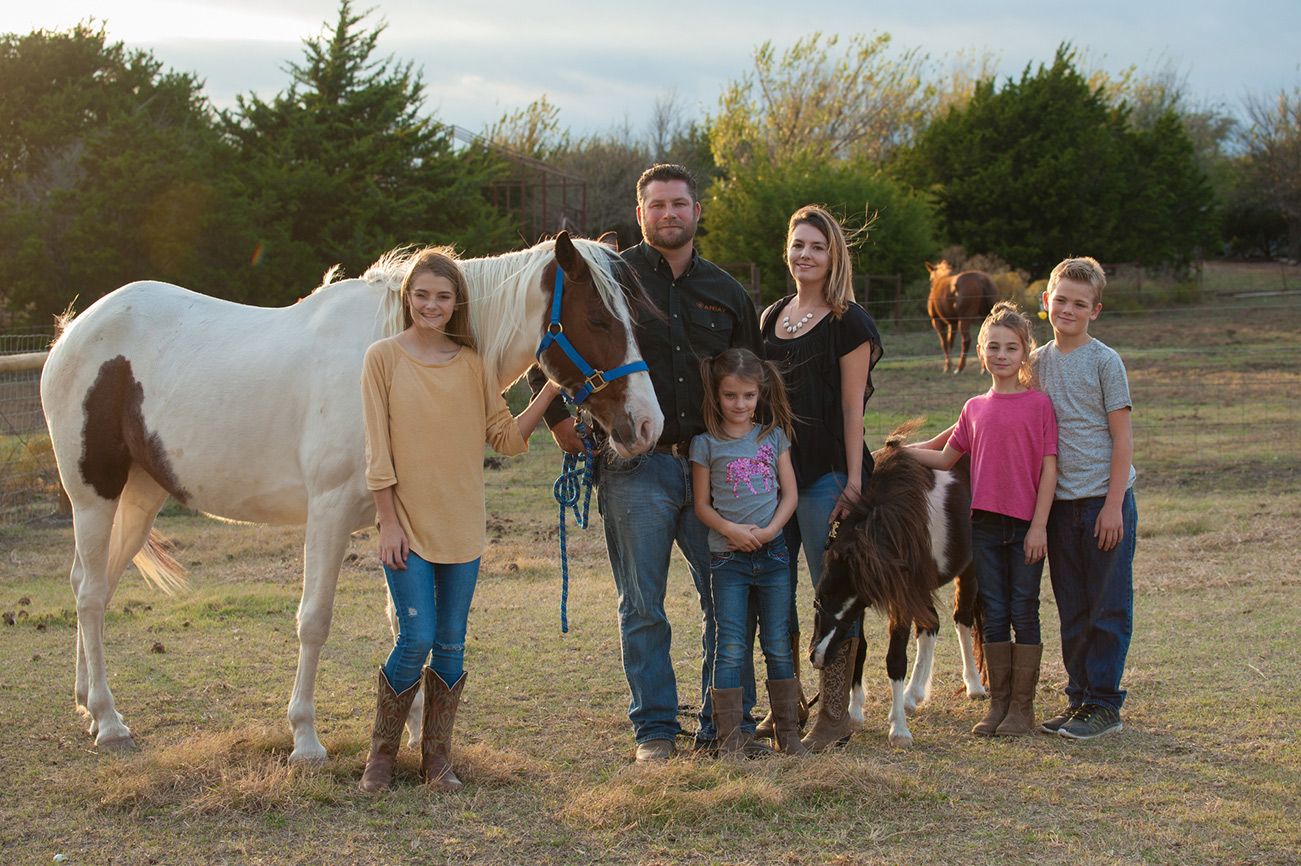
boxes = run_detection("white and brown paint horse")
[41,233,661,763]
[810,429,985,747]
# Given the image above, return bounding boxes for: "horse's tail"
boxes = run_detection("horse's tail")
[361,246,421,339]
[131,529,188,595]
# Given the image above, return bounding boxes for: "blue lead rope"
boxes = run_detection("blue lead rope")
[552,417,596,633]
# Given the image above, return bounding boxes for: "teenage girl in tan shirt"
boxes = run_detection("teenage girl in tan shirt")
[358,248,557,793]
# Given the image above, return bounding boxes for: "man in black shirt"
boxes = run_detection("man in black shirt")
[545,164,761,763]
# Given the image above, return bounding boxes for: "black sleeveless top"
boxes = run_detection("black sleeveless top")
[761,297,883,489]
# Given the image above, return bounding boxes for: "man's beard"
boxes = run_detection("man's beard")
[644,219,696,250]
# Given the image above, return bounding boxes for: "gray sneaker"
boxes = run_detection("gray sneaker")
[1038,705,1081,734]
[1058,703,1123,740]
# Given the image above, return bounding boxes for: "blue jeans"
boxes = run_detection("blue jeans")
[598,451,756,743]
[1046,489,1138,711]
[970,510,1044,644]
[382,552,479,692]
[783,471,859,638]
[711,539,795,688]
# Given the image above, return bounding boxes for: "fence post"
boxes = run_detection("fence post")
[892,274,903,325]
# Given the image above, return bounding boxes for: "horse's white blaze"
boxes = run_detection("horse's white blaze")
[904,631,937,714]
[926,470,953,572]
[955,622,986,698]
[810,597,856,669]
[888,678,913,747]
[810,631,835,669]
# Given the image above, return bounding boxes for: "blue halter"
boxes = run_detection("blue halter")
[535,265,648,404]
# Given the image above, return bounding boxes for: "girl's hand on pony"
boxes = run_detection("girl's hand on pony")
[1024,525,1048,564]
[831,483,860,522]
[378,521,410,570]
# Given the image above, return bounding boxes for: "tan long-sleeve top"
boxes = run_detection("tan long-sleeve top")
[361,337,527,563]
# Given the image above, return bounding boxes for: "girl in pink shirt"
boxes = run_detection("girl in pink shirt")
[910,302,1057,737]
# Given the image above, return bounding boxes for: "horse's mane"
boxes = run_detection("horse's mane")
[351,238,630,389]
[833,421,940,629]
[929,260,953,280]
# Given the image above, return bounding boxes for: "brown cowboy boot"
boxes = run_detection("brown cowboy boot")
[766,678,811,756]
[359,668,420,793]
[710,686,749,760]
[972,641,1013,735]
[756,631,810,739]
[420,667,467,791]
[800,636,858,753]
[996,643,1043,736]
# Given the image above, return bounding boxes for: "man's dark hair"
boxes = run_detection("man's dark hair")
[636,163,697,205]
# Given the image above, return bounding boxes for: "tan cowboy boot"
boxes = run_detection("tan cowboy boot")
[359,668,420,793]
[972,641,1013,736]
[710,686,749,760]
[800,636,858,753]
[756,631,810,739]
[766,678,811,756]
[996,643,1043,736]
[420,667,467,791]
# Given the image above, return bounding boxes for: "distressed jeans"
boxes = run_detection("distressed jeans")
[1047,489,1138,711]
[382,552,479,692]
[598,450,756,744]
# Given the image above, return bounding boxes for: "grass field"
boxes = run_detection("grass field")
[1,263,1298,865]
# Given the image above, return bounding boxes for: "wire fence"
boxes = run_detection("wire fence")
[4,286,1299,525]
[1,328,60,523]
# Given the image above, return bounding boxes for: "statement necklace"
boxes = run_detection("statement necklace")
[782,310,815,334]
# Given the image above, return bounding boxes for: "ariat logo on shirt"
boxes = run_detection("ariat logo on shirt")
[695,302,725,313]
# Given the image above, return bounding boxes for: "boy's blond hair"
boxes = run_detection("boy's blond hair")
[1047,256,1107,306]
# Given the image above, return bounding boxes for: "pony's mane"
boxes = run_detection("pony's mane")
[930,260,953,279]
[357,238,631,389]
[832,423,940,629]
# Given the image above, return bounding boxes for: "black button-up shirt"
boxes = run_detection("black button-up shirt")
[621,242,761,446]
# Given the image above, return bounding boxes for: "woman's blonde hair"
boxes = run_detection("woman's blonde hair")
[977,301,1037,387]
[400,247,474,348]
[787,205,855,316]
[699,348,795,443]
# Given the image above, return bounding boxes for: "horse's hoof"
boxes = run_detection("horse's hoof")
[966,686,988,700]
[889,732,914,748]
[289,745,328,766]
[96,734,137,753]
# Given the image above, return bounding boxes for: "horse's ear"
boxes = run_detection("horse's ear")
[554,231,592,281]
[596,231,619,252]
[924,261,934,273]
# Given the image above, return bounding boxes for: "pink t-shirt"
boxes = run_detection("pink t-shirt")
[949,388,1058,522]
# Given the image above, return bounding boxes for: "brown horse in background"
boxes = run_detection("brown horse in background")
[926,261,997,373]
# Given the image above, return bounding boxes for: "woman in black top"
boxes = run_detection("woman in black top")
[760,204,882,751]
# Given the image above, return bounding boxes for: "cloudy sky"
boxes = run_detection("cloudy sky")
[4,1,1299,135]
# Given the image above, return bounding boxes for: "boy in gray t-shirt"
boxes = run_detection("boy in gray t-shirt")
[1031,256,1138,741]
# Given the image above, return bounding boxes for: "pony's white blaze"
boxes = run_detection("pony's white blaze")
[926,470,953,572]
[41,236,655,761]
[955,622,987,698]
[810,597,857,668]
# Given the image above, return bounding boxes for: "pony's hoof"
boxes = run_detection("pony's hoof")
[96,734,137,753]
[889,731,914,748]
[966,685,988,700]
